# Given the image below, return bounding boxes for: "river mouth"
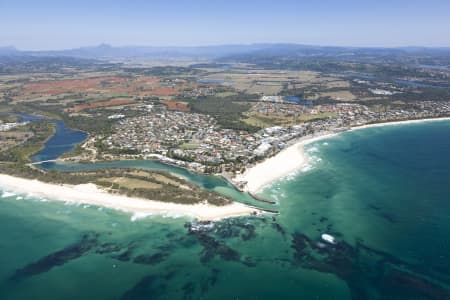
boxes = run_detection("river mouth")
[45,159,274,209]
[14,113,272,208]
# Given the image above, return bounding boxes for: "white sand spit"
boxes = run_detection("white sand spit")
[0,174,259,221]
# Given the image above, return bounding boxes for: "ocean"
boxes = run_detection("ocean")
[1,120,450,299]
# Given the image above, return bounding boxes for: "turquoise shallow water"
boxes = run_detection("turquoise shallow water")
[1,121,450,299]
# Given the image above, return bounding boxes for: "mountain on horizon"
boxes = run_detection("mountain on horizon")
[2,43,450,60]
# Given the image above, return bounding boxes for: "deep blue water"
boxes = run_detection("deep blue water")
[394,79,450,89]
[339,72,376,80]
[31,120,87,162]
[283,96,313,106]
[339,72,450,89]
[13,113,88,162]
[418,64,450,70]
[197,79,229,84]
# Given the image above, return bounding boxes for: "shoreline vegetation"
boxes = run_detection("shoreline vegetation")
[234,117,450,193]
[0,119,56,164]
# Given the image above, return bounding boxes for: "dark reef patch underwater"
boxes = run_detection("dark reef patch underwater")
[1,120,450,299]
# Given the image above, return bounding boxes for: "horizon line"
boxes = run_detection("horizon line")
[2,42,450,52]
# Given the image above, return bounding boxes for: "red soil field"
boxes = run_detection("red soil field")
[66,99,135,112]
[134,77,160,85]
[161,100,190,112]
[24,77,129,95]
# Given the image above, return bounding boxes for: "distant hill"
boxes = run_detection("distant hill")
[10,44,275,59]
[1,43,450,61]
[0,46,20,56]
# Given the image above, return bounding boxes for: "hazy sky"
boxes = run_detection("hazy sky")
[1,0,450,50]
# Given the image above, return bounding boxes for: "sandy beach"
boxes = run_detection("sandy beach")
[235,132,337,193]
[237,117,450,193]
[0,174,259,221]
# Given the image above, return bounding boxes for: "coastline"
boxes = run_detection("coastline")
[0,174,260,221]
[350,116,450,131]
[4,116,450,220]
[234,132,337,193]
[237,116,450,194]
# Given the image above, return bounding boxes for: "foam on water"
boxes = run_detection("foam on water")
[131,212,153,222]
[1,191,16,198]
[306,146,319,153]
[130,211,189,221]
[161,212,186,219]
[0,189,45,202]
[269,193,280,202]
[301,164,314,172]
